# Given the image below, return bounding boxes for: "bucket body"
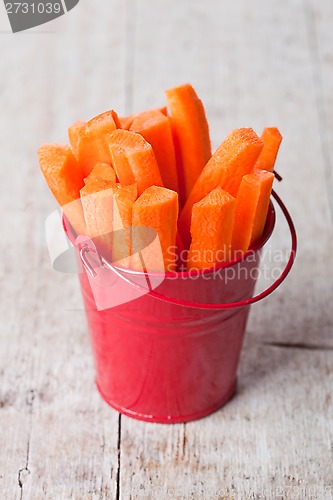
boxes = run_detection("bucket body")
[68,203,276,423]
[81,278,251,423]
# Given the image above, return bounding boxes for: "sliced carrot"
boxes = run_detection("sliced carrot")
[168,115,185,210]
[109,111,122,129]
[38,144,86,235]
[111,183,137,266]
[77,110,120,177]
[165,83,211,203]
[84,163,116,185]
[68,120,86,155]
[80,180,137,263]
[178,128,263,249]
[119,115,135,131]
[131,186,178,272]
[232,169,274,253]
[187,187,235,270]
[130,110,179,192]
[108,129,163,195]
[256,127,283,172]
[119,106,168,130]
[38,144,83,205]
[80,179,115,259]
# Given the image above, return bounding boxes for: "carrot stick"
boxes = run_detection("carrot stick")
[84,163,116,185]
[80,180,137,263]
[77,110,120,177]
[130,110,179,192]
[232,169,274,253]
[256,127,283,172]
[38,144,86,235]
[168,115,185,211]
[165,83,211,204]
[119,116,135,132]
[178,128,263,249]
[187,187,235,270]
[108,129,163,195]
[68,120,86,155]
[119,106,168,130]
[111,183,137,266]
[131,186,178,272]
[80,179,115,259]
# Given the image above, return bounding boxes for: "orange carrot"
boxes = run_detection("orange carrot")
[178,128,263,249]
[165,83,211,203]
[84,163,116,185]
[187,187,235,270]
[80,179,114,258]
[110,111,122,129]
[108,129,163,195]
[131,186,178,272]
[130,110,179,192]
[168,115,185,211]
[232,169,274,253]
[256,127,283,172]
[80,180,137,263]
[77,110,120,177]
[119,106,168,130]
[111,183,137,266]
[38,144,86,235]
[68,120,86,155]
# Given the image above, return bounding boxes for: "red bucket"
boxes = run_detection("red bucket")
[64,190,296,423]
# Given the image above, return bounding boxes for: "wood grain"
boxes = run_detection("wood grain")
[0,0,332,498]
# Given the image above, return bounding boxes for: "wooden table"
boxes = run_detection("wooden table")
[1,0,332,498]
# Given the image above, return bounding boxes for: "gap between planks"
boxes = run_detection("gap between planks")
[17,390,35,500]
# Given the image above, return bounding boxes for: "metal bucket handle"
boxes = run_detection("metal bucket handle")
[79,189,297,310]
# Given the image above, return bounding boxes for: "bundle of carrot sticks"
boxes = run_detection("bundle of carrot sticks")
[38,83,282,273]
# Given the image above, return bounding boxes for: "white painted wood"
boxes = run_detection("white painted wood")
[0,0,332,498]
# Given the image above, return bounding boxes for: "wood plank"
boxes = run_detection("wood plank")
[303,0,333,222]
[249,0,333,348]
